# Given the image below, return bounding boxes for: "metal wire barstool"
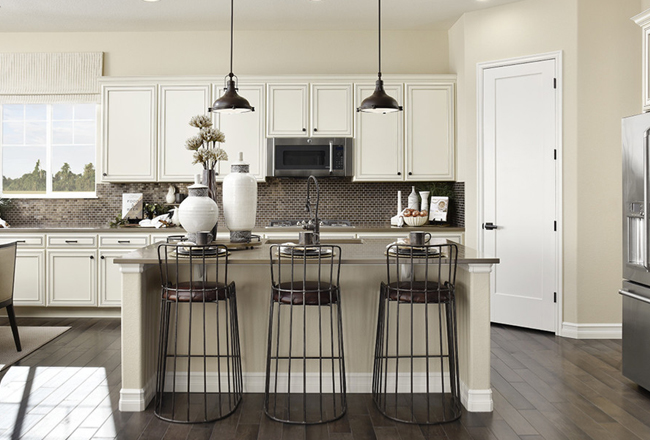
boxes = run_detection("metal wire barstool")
[264,244,347,424]
[372,242,461,424]
[155,242,242,423]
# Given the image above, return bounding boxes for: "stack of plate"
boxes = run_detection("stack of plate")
[177,246,226,257]
[387,245,440,257]
[279,244,333,258]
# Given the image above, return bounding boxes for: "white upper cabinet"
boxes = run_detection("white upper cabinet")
[405,83,455,181]
[214,83,266,181]
[267,83,309,136]
[101,85,157,182]
[158,84,211,182]
[311,84,353,137]
[634,10,650,111]
[353,83,404,181]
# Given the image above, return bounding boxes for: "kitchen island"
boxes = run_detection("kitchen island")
[114,238,498,413]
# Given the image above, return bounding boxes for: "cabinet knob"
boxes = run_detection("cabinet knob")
[397,172,402,176]
[102,173,107,176]
[90,255,94,260]
[313,128,318,132]
[408,172,413,175]
[302,128,306,132]
[100,255,105,260]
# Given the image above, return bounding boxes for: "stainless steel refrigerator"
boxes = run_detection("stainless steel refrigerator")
[622,112,650,390]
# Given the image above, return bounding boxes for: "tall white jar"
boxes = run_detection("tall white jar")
[222,152,257,242]
[178,175,219,243]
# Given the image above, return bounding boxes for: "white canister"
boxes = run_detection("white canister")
[222,152,257,243]
[419,191,430,213]
[178,174,219,242]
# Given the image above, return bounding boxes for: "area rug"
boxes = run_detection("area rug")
[0,326,71,371]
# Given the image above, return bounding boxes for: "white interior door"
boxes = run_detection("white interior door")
[482,58,558,332]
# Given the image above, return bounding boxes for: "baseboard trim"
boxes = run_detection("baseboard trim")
[119,376,156,412]
[123,372,493,413]
[561,322,622,339]
[460,381,493,412]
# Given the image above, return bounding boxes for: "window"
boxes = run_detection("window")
[1,103,97,197]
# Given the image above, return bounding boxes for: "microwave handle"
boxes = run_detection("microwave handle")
[329,141,333,174]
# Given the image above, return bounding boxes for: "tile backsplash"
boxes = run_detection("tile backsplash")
[3,179,464,228]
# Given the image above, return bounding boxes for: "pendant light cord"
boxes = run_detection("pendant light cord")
[229,0,234,78]
[378,0,382,79]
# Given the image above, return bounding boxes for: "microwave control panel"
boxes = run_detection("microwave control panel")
[333,146,345,170]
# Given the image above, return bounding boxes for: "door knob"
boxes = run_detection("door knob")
[483,222,498,230]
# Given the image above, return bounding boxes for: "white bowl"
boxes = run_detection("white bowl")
[403,215,428,227]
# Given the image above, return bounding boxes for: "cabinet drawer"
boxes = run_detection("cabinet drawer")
[48,235,97,247]
[0,234,45,248]
[99,235,149,247]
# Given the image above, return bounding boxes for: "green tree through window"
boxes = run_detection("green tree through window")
[2,160,47,193]
[53,162,95,192]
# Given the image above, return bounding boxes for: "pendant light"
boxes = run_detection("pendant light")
[357,0,402,114]
[209,0,254,114]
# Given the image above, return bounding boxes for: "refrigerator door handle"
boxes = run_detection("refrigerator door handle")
[642,128,650,271]
[619,289,650,305]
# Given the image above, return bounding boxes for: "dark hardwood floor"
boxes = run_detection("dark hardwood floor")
[1,318,649,440]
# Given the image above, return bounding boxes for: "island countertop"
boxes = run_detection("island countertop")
[114,238,498,266]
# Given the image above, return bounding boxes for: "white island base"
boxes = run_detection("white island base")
[115,239,497,414]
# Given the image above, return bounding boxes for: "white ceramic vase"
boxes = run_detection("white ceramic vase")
[222,152,257,243]
[178,175,219,243]
[407,186,419,210]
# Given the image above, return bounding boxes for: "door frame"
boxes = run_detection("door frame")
[476,51,563,335]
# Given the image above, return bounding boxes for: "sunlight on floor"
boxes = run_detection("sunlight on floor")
[0,366,116,439]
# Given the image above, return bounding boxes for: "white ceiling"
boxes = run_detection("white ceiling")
[0,0,524,33]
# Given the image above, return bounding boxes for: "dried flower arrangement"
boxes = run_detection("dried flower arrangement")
[185,115,228,170]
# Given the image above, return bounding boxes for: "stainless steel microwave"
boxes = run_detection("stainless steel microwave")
[267,137,353,177]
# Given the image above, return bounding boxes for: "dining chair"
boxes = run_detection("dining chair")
[0,241,21,352]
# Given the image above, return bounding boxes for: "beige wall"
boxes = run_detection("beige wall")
[0,30,449,76]
[576,0,640,323]
[449,0,641,326]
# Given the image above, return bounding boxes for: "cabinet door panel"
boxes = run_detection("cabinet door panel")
[311,84,353,137]
[99,250,134,307]
[267,84,308,136]
[102,86,157,182]
[215,84,266,180]
[158,85,211,182]
[353,83,403,181]
[406,83,455,181]
[13,250,45,306]
[47,250,97,306]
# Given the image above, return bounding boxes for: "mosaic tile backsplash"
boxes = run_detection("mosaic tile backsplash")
[3,179,464,229]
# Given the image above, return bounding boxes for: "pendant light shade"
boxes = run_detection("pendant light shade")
[357,0,402,114]
[209,0,254,114]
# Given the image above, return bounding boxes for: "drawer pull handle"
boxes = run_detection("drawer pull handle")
[65,240,78,244]
[118,240,131,244]
[619,289,650,305]
[16,240,26,244]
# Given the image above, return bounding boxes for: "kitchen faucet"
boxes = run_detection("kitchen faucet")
[302,175,320,244]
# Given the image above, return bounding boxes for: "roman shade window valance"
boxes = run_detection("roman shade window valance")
[0,52,103,104]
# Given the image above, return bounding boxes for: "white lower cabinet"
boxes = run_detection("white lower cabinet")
[99,249,135,307]
[356,231,464,245]
[0,234,46,306]
[14,250,46,306]
[47,249,98,306]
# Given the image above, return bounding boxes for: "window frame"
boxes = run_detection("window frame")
[0,103,99,199]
